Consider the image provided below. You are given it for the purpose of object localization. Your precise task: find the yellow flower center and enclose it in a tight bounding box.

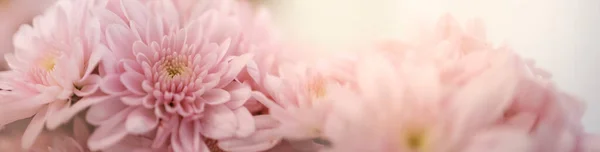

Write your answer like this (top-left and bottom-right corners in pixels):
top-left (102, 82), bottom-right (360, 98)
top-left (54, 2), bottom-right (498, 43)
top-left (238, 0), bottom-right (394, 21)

top-left (39, 56), bottom-right (56, 71)
top-left (308, 76), bottom-right (327, 99)
top-left (160, 56), bottom-right (188, 78)
top-left (402, 127), bottom-right (429, 151)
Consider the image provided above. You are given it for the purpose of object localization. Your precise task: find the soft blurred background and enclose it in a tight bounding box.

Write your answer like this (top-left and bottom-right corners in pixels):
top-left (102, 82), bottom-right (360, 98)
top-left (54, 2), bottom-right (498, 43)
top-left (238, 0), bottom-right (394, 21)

top-left (1, 0), bottom-right (599, 132)
top-left (256, 0), bottom-right (600, 133)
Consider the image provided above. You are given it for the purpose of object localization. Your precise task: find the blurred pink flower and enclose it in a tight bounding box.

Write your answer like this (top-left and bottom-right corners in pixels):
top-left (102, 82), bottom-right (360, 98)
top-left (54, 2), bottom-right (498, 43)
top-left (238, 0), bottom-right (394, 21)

top-left (0, 0), bottom-right (107, 149)
top-left (82, 0), bottom-right (256, 151)
top-left (321, 15), bottom-right (597, 152)
top-left (216, 54), bottom-right (358, 152)
top-left (321, 49), bottom-right (530, 152)
top-left (0, 0), bottom-right (57, 70)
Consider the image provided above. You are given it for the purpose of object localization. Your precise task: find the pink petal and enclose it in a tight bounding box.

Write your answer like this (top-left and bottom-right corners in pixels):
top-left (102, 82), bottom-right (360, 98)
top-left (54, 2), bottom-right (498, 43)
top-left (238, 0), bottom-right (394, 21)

top-left (171, 120), bottom-right (200, 152)
top-left (83, 44), bottom-right (109, 80)
top-left (145, 15), bottom-right (164, 44)
top-left (121, 72), bottom-right (146, 95)
top-left (253, 115), bottom-right (281, 129)
top-left (86, 97), bottom-right (127, 125)
top-left (21, 106), bottom-right (48, 149)
top-left (74, 74), bottom-right (102, 97)
top-left (152, 116), bottom-right (179, 148)
top-left (100, 74), bottom-right (128, 95)
top-left (451, 70), bottom-right (518, 139)
top-left (200, 105), bottom-right (237, 139)
top-left (251, 91), bottom-right (292, 122)
top-left (225, 81), bottom-right (252, 109)
top-left (0, 89), bottom-right (58, 126)
top-left (121, 95), bottom-right (145, 106)
top-left (106, 24), bottom-right (137, 60)
top-left (202, 89), bottom-right (231, 105)
top-left (218, 128), bottom-right (282, 152)
top-left (48, 95), bottom-right (115, 128)
top-left (94, 8), bottom-right (128, 29)
top-left (132, 41), bottom-right (153, 63)
top-left (121, 59), bottom-right (143, 73)
top-left (88, 107), bottom-right (136, 151)
top-left (216, 53), bottom-right (253, 88)
top-left (120, 0), bottom-right (150, 35)
top-left (463, 128), bottom-right (532, 152)
top-left (125, 107), bottom-right (158, 134)
top-left (42, 100), bottom-right (68, 130)
top-left (233, 108), bottom-right (255, 138)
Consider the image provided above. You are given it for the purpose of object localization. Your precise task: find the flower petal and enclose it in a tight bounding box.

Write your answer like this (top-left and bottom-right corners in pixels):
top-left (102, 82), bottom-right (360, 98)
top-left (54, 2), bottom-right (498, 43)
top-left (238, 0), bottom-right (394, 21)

top-left (216, 53), bottom-right (253, 88)
top-left (88, 107), bottom-right (135, 151)
top-left (463, 128), bottom-right (533, 152)
top-left (21, 106), bottom-right (48, 149)
top-left (121, 72), bottom-right (146, 95)
top-left (106, 24), bottom-right (137, 60)
top-left (49, 95), bottom-right (116, 128)
top-left (120, 0), bottom-right (150, 33)
top-left (224, 81), bottom-right (252, 109)
top-left (100, 74), bottom-right (128, 95)
top-left (202, 89), bottom-right (231, 105)
top-left (0, 88), bottom-right (58, 126)
top-left (200, 105), bottom-right (237, 139)
top-left (233, 108), bottom-right (255, 138)
top-left (125, 107), bottom-right (158, 134)
top-left (83, 44), bottom-right (109, 80)
top-left (86, 97), bottom-right (127, 125)
top-left (74, 74), bottom-right (102, 97)
top-left (121, 95), bottom-right (145, 106)
top-left (218, 128), bottom-right (282, 152)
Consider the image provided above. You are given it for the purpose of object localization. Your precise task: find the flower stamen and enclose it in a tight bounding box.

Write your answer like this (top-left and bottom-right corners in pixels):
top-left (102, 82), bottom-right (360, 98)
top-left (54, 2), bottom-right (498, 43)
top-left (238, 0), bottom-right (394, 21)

top-left (309, 76), bottom-right (327, 99)
top-left (402, 127), bottom-right (429, 151)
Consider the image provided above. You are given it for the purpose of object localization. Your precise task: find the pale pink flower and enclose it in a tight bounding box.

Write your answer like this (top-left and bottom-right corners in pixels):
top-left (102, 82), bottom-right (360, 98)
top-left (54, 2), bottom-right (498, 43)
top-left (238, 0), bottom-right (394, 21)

top-left (321, 49), bottom-right (531, 152)
top-left (321, 15), bottom-right (597, 152)
top-left (0, 0), bottom-right (107, 149)
top-left (0, 0), bottom-right (57, 70)
top-left (216, 54), bottom-right (358, 152)
top-left (82, 0), bottom-right (255, 151)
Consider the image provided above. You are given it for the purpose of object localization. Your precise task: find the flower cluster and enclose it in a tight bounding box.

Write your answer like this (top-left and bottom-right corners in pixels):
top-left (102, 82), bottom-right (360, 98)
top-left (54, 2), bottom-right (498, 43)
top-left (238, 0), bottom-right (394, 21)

top-left (0, 0), bottom-right (597, 152)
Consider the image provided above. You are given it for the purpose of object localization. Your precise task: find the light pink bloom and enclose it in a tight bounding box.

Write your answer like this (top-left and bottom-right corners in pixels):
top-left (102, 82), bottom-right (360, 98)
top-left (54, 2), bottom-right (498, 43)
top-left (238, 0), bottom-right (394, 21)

top-left (216, 54), bottom-right (358, 152)
top-left (0, 0), bottom-right (57, 70)
top-left (83, 0), bottom-right (256, 151)
top-left (0, 0), bottom-right (107, 149)
top-left (322, 15), bottom-right (598, 152)
top-left (321, 50), bottom-right (531, 152)
top-left (0, 116), bottom-right (90, 152)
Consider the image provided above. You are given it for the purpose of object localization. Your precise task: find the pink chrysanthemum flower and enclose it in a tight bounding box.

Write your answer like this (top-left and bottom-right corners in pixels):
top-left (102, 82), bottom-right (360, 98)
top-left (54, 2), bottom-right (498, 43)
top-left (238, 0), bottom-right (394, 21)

top-left (0, 0), bottom-right (57, 70)
top-left (0, 0), bottom-right (107, 149)
top-left (82, 0), bottom-right (256, 151)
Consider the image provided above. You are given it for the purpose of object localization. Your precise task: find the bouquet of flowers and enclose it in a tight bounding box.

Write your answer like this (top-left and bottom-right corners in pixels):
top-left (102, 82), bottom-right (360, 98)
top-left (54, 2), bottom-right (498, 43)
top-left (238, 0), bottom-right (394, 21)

top-left (0, 0), bottom-right (597, 152)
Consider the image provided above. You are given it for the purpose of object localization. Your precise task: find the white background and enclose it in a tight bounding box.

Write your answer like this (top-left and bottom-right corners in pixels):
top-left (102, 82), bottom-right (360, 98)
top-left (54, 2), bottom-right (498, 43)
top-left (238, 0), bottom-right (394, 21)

top-left (263, 0), bottom-right (600, 133)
